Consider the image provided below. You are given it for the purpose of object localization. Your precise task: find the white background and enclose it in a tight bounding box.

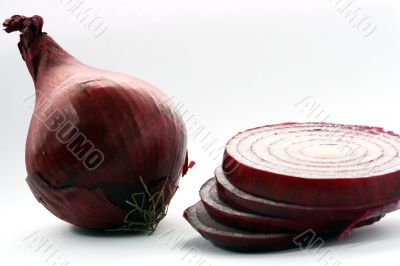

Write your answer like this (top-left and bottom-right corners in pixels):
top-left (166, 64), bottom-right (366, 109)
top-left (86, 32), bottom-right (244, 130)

top-left (1, 0), bottom-right (400, 265)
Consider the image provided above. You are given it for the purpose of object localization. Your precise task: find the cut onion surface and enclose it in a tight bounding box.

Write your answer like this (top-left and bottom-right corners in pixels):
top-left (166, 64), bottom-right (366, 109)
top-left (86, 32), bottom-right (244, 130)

top-left (184, 201), bottom-right (301, 252)
top-left (201, 177), bottom-right (382, 234)
top-left (216, 166), bottom-right (394, 220)
top-left (223, 122), bottom-right (400, 207)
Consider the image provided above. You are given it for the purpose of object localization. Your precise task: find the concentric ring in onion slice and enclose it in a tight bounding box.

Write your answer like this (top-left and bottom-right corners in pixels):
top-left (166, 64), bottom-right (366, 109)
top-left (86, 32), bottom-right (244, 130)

top-left (223, 122), bottom-right (400, 207)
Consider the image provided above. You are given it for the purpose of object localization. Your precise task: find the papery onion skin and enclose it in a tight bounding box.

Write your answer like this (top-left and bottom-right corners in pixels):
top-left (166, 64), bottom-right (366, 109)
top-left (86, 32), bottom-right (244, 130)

top-left (222, 122), bottom-right (400, 208)
top-left (4, 15), bottom-right (189, 230)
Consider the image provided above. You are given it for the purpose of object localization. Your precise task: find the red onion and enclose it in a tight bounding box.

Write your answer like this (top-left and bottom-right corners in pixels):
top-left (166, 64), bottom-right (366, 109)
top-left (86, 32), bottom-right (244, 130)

top-left (200, 178), bottom-right (382, 234)
top-left (184, 122), bottom-right (400, 252)
top-left (184, 201), bottom-right (349, 252)
top-left (183, 201), bottom-right (300, 252)
top-left (215, 166), bottom-right (388, 220)
top-left (4, 15), bottom-right (190, 232)
top-left (223, 122), bottom-right (400, 207)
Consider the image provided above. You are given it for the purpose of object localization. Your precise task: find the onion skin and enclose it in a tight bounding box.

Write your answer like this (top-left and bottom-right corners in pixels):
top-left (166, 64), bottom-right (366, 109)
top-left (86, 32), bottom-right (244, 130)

top-left (223, 122), bottom-right (400, 208)
top-left (4, 15), bottom-right (189, 230)
top-left (27, 173), bottom-right (126, 229)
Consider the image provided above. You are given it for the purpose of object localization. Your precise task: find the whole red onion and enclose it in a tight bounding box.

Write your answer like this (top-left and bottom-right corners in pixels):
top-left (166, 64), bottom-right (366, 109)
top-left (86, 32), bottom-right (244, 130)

top-left (4, 15), bottom-right (190, 232)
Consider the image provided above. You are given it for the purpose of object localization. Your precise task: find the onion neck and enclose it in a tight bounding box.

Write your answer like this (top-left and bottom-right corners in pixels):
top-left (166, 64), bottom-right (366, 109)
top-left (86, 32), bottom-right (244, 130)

top-left (23, 34), bottom-right (80, 82)
top-left (3, 15), bottom-right (82, 93)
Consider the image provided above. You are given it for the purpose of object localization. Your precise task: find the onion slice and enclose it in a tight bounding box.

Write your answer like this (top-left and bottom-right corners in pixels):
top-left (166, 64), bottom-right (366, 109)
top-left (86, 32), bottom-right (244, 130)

top-left (215, 166), bottom-right (386, 220)
top-left (201, 178), bottom-right (382, 234)
top-left (183, 201), bottom-right (299, 252)
top-left (223, 122), bottom-right (400, 207)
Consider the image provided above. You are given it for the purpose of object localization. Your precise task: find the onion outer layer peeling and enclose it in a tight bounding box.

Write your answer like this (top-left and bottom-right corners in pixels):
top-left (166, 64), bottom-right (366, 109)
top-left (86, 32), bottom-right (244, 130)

top-left (4, 14), bottom-right (191, 232)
